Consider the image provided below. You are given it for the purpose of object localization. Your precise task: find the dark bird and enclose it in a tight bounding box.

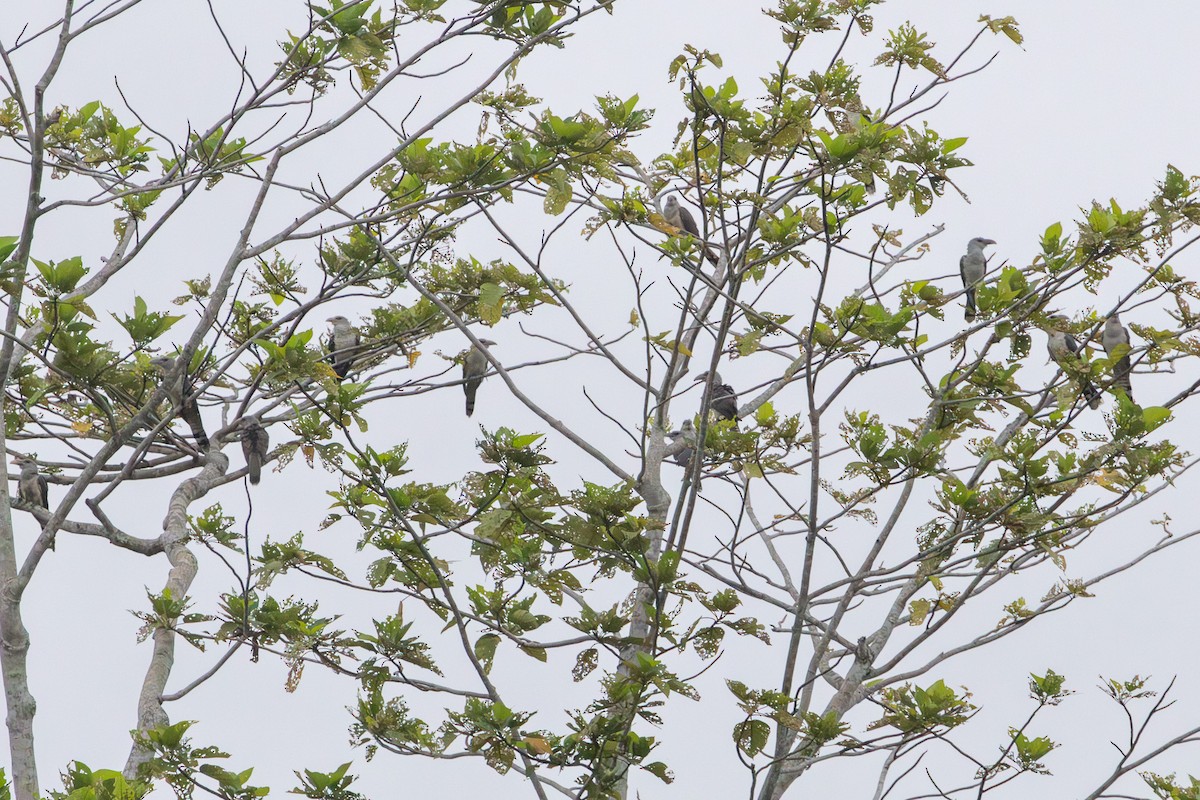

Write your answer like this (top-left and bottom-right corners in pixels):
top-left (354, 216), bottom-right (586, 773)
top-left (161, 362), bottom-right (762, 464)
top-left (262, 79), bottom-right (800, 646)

top-left (239, 417), bottom-right (270, 485)
top-left (1101, 313), bottom-right (1134, 402)
top-left (959, 237), bottom-right (995, 322)
top-left (11, 455), bottom-right (48, 510)
top-left (695, 370), bottom-right (739, 424)
top-left (1046, 316), bottom-right (1102, 410)
top-left (325, 315), bottom-right (361, 381)
top-left (463, 338), bottom-right (498, 417)
top-left (664, 195), bottom-right (719, 265)
top-left (150, 355), bottom-right (210, 449)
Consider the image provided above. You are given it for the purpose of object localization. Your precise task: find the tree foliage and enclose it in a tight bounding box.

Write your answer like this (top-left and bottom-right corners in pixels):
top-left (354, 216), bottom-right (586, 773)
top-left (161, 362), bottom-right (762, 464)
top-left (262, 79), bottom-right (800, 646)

top-left (3, 2), bottom-right (1200, 800)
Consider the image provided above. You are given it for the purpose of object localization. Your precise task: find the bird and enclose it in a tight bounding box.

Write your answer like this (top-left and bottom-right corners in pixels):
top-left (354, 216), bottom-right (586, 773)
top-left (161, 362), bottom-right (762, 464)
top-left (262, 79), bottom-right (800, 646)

top-left (666, 419), bottom-right (697, 467)
top-left (150, 355), bottom-right (210, 449)
top-left (695, 370), bottom-right (739, 424)
top-left (1045, 316), bottom-right (1102, 409)
top-left (325, 315), bottom-right (361, 381)
top-left (663, 195), bottom-right (719, 265)
top-left (11, 455), bottom-right (48, 510)
top-left (959, 237), bottom-right (996, 322)
top-left (463, 338), bottom-right (498, 417)
top-left (239, 417), bottom-right (270, 485)
top-left (1101, 313), bottom-right (1134, 402)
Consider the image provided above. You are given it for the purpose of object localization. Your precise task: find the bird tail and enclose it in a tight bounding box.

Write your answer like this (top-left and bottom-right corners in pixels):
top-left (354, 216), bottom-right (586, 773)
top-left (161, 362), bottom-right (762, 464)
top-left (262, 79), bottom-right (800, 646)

top-left (1082, 381), bottom-right (1102, 410)
top-left (703, 245), bottom-right (719, 265)
top-left (182, 400), bottom-right (209, 449)
top-left (465, 381), bottom-right (479, 416)
top-left (1114, 357), bottom-right (1134, 402)
top-left (327, 353), bottom-right (350, 380)
top-left (964, 289), bottom-right (976, 322)
top-left (241, 422), bottom-right (268, 484)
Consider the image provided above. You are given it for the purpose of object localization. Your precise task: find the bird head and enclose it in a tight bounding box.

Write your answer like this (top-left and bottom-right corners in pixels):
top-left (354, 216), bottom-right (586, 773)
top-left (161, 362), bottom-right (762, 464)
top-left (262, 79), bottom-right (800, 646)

top-left (477, 338), bottom-right (498, 347)
top-left (326, 315), bottom-right (351, 331)
top-left (694, 370), bottom-right (723, 385)
top-left (149, 355), bottom-right (175, 373)
top-left (664, 196), bottom-right (679, 212)
top-left (969, 237), bottom-right (996, 249)
top-left (667, 418), bottom-right (695, 440)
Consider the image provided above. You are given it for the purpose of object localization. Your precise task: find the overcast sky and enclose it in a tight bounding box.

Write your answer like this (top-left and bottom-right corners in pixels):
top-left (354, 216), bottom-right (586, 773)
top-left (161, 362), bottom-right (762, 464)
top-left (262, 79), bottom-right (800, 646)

top-left (5, 2), bottom-right (1200, 799)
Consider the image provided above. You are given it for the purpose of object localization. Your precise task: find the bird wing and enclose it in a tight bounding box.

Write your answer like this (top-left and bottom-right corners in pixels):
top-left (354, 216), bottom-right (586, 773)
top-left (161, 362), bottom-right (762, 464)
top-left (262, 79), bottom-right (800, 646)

top-left (676, 204), bottom-right (701, 238)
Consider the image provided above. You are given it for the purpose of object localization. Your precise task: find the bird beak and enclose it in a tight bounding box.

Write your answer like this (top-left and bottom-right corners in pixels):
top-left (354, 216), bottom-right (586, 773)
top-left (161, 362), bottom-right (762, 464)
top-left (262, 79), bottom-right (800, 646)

top-left (983, 239), bottom-right (997, 246)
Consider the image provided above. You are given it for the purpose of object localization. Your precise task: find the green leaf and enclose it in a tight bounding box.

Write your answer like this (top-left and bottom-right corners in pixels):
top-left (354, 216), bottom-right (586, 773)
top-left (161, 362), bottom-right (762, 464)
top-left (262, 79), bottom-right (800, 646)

top-left (908, 598), bottom-right (932, 625)
top-left (733, 719), bottom-right (770, 756)
top-left (755, 401), bottom-right (776, 427)
top-left (1142, 406), bottom-right (1171, 432)
top-left (510, 432), bottom-right (543, 448)
top-left (474, 633), bottom-right (500, 672)
top-left (542, 169), bottom-right (573, 215)
top-left (518, 644), bottom-right (547, 662)
top-left (478, 281), bottom-right (504, 325)
top-left (35, 256), bottom-right (87, 293)
top-left (941, 136), bottom-right (967, 153)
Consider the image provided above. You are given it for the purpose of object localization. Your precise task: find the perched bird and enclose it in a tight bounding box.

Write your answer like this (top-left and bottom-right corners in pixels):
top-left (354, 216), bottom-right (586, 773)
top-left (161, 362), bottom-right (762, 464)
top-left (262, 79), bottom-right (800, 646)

top-left (11, 455), bottom-right (48, 510)
top-left (325, 315), bottom-right (361, 381)
top-left (239, 417), bottom-right (270, 485)
top-left (695, 370), bottom-right (739, 424)
top-left (150, 355), bottom-right (210, 449)
top-left (663, 195), bottom-right (719, 265)
top-left (1046, 316), bottom-right (1102, 409)
top-left (666, 419), bottom-right (697, 467)
top-left (959, 237), bottom-right (996, 322)
top-left (463, 338), bottom-right (498, 417)
top-left (1101, 313), bottom-right (1134, 402)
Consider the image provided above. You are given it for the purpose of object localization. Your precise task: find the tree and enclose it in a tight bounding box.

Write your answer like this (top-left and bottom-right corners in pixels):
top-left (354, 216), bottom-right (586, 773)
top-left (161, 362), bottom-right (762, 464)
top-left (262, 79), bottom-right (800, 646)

top-left (3, 2), bottom-right (1200, 800)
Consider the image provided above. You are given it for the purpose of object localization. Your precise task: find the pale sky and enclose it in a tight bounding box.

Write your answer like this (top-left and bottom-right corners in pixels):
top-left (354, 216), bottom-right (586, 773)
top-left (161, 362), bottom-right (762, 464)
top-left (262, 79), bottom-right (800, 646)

top-left (4, 2), bottom-right (1200, 799)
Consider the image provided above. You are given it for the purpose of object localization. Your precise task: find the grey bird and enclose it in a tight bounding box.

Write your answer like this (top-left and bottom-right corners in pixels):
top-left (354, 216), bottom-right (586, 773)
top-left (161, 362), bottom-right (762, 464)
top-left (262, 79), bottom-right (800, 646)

top-left (463, 338), bottom-right (498, 417)
top-left (1101, 313), bottom-right (1134, 402)
top-left (239, 417), bottom-right (270, 485)
top-left (959, 237), bottom-right (996, 322)
top-left (11, 455), bottom-right (48, 510)
top-left (666, 419), bottom-right (697, 467)
top-left (695, 370), bottom-right (739, 424)
top-left (150, 355), bottom-right (210, 449)
top-left (325, 315), bottom-right (361, 381)
top-left (663, 195), bottom-right (719, 265)
top-left (1046, 317), bottom-right (1102, 410)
